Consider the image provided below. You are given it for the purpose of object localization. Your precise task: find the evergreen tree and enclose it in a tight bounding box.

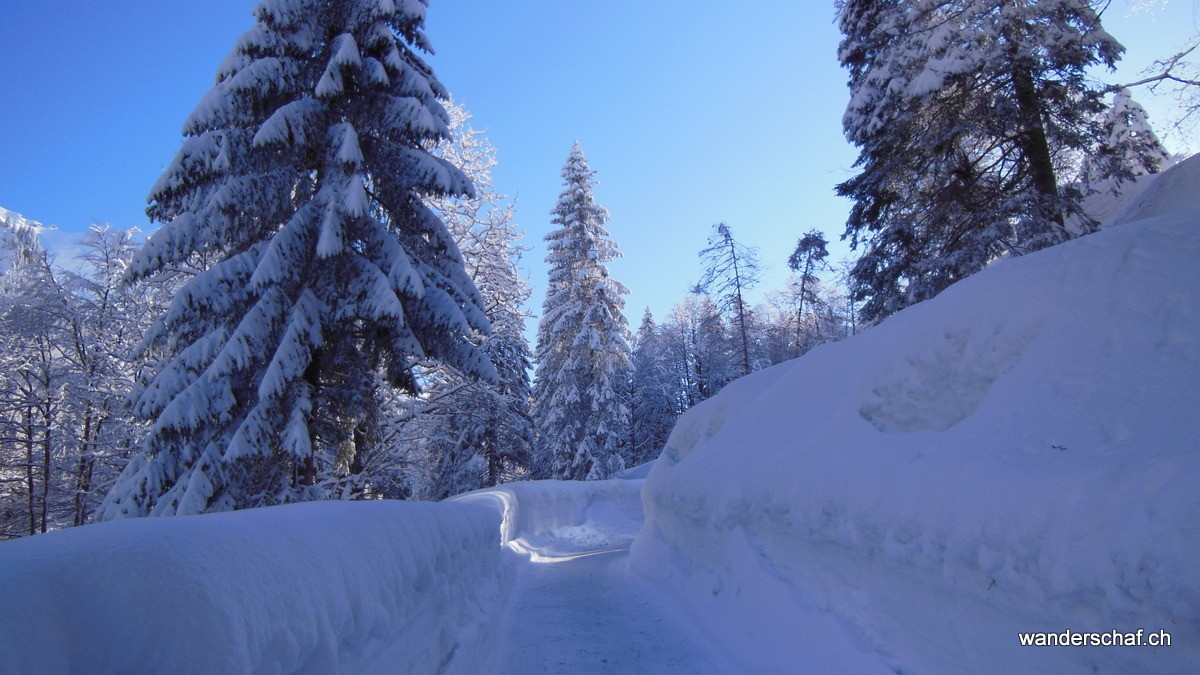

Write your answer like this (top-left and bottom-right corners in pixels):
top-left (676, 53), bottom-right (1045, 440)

top-left (532, 143), bottom-right (632, 481)
top-left (1088, 88), bottom-right (1170, 189)
top-left (694, 223), bottom-right (761, 377)
top-left (787, 229), bottom-right (830, 350)
top-left (102, 0), bottom-right (493, 518)
top-left (628, 309), bottom-right (678, 466)
top-left (837, 0), bottom-right (1124, 323)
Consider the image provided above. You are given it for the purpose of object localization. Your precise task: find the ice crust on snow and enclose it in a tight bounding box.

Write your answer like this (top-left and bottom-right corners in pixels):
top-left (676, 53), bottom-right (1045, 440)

top-left (631, 156), bottom-right (1200, 673)
top-left (0, 501), bottom-right (509, 674)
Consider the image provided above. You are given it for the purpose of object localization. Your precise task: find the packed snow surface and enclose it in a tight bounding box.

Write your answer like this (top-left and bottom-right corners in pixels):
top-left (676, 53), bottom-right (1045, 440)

top-left (0, 501), bottom-right (509, 674)
top-left (455, 478), bottom-right (730, 672)
top-left (632, 157), bottom-right (1200, 673)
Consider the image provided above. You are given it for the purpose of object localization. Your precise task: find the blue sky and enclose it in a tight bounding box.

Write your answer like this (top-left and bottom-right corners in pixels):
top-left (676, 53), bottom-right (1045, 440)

top-left (1, 1), bottom-right (1197, 324)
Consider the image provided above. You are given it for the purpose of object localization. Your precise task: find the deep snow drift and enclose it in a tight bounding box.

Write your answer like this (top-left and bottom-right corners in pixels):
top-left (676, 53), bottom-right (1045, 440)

top-left (0, 501), bottom-right (509, 674)
top-left (631, 160), bottom-right (1200, 672)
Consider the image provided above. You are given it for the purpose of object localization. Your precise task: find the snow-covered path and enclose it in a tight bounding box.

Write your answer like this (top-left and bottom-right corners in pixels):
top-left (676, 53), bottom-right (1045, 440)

top-left (495, 541), bottom-right (728, 674)
top-left (449, 479), bottom-right (734, 673)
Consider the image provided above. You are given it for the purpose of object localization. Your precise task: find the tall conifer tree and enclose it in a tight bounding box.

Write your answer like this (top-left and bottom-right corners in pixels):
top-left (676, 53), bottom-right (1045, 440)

top-left (532, 144), bottom-right (632, 480)
top-left (1089, 88), bottom-right (1170, 187)
top-left (837, 0), bottom-right (1123, 322)
top-left (102, 0), bottom-right (493, 517)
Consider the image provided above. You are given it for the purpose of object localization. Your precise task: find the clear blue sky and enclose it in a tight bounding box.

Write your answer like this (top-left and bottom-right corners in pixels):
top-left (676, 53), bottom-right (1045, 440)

top-left (2, 1), bottom-right (1196, 325)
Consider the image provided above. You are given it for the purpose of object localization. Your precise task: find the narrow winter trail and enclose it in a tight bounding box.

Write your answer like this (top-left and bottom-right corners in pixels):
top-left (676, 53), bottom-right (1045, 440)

top-left (494, 539), bottom-right (728, 674)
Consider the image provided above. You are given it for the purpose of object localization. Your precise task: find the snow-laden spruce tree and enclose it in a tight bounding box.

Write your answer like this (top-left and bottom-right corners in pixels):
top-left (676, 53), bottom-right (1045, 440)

top-left (1088, 88), bottom-right (1171, 188)
top-left (837, 0), bottom-right (1124, 322)
top-left (101, 0), bottom-right (494, 517)
top-left (628, 309), bottom-right (678, 467)
top-left (531, 144), bottom-right (631, 480)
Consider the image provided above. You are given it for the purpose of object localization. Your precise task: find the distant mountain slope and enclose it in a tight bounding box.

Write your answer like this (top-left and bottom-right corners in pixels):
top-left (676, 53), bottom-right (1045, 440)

top-left (632, 154), bottom-right (1200, 673)
top-left (0, 206), bottom-right (47, 274)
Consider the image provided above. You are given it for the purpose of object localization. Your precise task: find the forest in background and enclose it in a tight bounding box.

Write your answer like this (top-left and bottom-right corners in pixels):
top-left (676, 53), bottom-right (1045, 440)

top-left (1, 0), bottom-right (1194, 538)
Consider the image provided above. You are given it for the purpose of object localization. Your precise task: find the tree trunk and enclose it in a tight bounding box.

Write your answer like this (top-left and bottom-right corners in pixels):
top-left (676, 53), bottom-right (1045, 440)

top-left (74, 455), bottom-right (95, 527)
top-left (1007, 28), bottom-right (1066, 249)
top-left (730, 247), bottom-right (751, 377)
top-left (796, 261), bottom-right (811, 351)
top-left (24, 407), bottom-right (36, 537)
top-left (298, 353), bottom-right (322, 488)
top-left (40, 399), bottom-right (52, 534)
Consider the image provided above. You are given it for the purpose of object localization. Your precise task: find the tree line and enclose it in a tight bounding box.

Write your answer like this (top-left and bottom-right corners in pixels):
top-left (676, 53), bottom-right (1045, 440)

top-left (1, 0), bottom-right (1184, 536)
top-left (0, 120), bottom-right (851, 537)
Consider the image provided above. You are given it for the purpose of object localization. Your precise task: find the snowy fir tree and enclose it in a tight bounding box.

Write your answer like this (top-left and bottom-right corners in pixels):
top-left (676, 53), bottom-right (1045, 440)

top-left (836, 0), bottom-right (1124, 322)
top-left (405, 101), bottom-right (534, 499)
top-left (101, 0), bottom-right (494, 517)
top-left (1087, 87), bottom-right (1170, 188)
top-left (531, 144), bottom-right (632, 481)
top-left (627, 309), bottom-right (679, 467)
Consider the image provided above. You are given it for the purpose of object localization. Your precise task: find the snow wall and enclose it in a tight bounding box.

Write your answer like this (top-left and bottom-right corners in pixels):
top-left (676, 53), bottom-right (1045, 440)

top-left (452, 478), bottom-right (644, 557)
top-left (631, 160), bottom-right (1200, 673)
top-left (0, 500), bottom-right (509, 674)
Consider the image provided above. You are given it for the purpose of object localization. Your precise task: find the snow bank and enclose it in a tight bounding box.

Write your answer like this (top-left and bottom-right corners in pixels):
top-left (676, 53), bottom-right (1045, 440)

top-left (1116, 153), bottom-right (1200, 224)
top-left (454, 479), bottom-right (644, 559)
top-left (632, 161), bottom-right (1200, 673)
top-left (0, 500), bottom-right (508, 674)
top-left (618, 459), bottom-right (656, 479)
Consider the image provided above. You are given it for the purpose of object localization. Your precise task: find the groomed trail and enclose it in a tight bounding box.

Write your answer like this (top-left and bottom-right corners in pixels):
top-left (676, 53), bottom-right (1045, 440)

top-left (451, 478), bottom-right (734, 674)
top-left (495, 542), bottom-right (725, 673)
